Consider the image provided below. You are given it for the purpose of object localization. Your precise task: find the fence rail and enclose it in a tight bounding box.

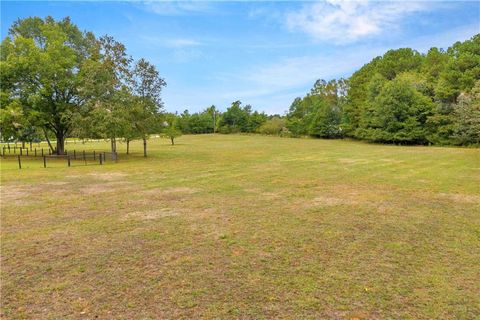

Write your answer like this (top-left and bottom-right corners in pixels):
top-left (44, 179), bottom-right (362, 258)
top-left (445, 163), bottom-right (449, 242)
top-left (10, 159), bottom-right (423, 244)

top-left (1, 148), bottom-right (118, 169)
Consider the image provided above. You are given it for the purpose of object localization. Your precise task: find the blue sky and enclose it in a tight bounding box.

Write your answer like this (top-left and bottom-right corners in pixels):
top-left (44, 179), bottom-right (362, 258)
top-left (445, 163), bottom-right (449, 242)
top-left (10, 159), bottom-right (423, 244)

top-left (1, 1), bottom-right (479, 114)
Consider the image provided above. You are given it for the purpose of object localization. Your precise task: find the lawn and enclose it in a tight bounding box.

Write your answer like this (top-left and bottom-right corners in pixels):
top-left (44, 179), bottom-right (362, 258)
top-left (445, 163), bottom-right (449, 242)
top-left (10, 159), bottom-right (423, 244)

top-left (1, 134), bottom-right (479, 319)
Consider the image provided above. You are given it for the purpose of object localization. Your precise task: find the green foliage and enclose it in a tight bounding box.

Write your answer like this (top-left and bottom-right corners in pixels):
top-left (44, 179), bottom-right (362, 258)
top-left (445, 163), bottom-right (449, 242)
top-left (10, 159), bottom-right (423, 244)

top-left (218, 101), bottom-right (267, 133)
top-left (452, 81), bottom-right (480, 145)
top-left (286, 79), bottom-right (346, 138)
top-left (356, 77), bottom-right (434, 144)
top-left (290, 37), bottom-right (479, 145)
top-left (0, 17), bottom-right (98, 153)
top-left (161, 115), bottom-right (182, 145)
top-left (1, 17), bottom-right (165, 154)
top-left (177, 109), bottom-right (215, 134)
top-left (436, 35), bottom-right (480, 103)
top-left (257, 117), bottom-right (286, 135)
top-left (0, 101), bottom-right (26, 141)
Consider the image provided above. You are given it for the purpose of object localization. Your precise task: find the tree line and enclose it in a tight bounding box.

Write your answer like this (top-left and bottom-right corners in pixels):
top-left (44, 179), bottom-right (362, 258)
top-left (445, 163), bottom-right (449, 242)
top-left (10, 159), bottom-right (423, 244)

top-left (286, 35), bottom-right (480, 145)
top-left (168, 102), bottom-right (283, 135)
top-left (159, 34), bottom-right (480, 146)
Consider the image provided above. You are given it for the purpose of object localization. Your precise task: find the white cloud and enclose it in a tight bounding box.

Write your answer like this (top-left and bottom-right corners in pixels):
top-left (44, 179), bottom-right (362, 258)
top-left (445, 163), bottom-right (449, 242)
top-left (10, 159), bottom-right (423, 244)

top-left (286, 0), bottom-right (430, 43)
top-left (194, 23), bottom-right (479, 114)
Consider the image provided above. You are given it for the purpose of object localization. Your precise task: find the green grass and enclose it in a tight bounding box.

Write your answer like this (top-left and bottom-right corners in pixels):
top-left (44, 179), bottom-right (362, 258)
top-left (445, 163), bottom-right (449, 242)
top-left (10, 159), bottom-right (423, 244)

top-left (1, 134), bottom-right (479, 319)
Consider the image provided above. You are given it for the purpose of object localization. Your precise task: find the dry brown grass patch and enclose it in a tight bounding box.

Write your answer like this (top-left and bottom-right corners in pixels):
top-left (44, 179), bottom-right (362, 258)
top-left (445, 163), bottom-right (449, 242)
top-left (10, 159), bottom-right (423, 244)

top-left (338, 158), bottom-right (370, 165)
top-left (312, 195), bottom-right (355, 206)
top-left (79, 181), bottom-right (133, 195)
top-left (86, 172), bottom-right (127, 181)
top-left (438, 192), bottom-right (480, 204)
top-left (126, 208), bottom-right (180, 220)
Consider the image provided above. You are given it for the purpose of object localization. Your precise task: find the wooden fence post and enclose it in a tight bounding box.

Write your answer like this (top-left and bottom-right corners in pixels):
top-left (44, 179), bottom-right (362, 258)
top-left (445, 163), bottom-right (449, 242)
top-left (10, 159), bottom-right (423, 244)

top-left (67, 156), bottom-right (71, 167)
top-left (74, 150), bottom-right (76, 160)
top-left (35, 148), bottom-right (37, 157)
top-left (26, 149), bottom-right (29, 156)
top-left (43, 156), bottom-right (46, 168)
top-left (83, 150), bottom-right (86, 161)
top-left (93, 150), bottom-right (96, 160)
top-left (18, 155), bottom-right (21, 169)
top-left (99, 153), bottom-right (103, 165)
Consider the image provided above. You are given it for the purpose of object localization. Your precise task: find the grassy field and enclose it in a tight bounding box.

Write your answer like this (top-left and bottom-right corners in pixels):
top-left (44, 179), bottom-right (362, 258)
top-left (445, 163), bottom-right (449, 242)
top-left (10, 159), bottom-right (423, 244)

top-left (1, 134), bottom-right (479, 319)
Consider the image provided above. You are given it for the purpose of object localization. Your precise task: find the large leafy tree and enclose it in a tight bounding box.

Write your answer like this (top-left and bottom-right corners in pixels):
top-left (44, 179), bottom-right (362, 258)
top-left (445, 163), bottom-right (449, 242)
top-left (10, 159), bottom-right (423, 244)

top-left (130, 58), bottom-right (166, 157)
top-left (79, 35), bottom-right (134, 156)
top-left (436, 35), bottom-right (480, 103)
top-left (0, 17), bottom-right (96, 154)
top-left (357, 76), bottom-right (434, 144)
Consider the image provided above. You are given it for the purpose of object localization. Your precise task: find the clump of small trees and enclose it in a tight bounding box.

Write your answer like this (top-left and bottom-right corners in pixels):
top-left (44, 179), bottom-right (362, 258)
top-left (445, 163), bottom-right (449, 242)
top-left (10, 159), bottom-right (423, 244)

top-left (172, 101), bottom-right (270, 135)
top-left (0, 17), bottom-right (166, 156)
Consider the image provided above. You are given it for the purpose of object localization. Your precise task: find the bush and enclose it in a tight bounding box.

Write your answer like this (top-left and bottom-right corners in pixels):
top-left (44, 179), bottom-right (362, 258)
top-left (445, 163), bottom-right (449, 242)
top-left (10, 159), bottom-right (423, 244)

top-left (257, 117), bottom-right (286, 135)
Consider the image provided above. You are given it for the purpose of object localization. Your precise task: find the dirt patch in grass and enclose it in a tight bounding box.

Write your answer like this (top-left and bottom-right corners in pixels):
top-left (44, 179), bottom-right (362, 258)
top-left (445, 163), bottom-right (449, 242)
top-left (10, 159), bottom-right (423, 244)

top-left (126, 208), bottom-right (180, 220)
top-left (0, 185), bottom-right (31, 202)
top-left (80, 181), bottom-right (133, 195)
top-left (338, 158), bottom-right (370, 165)
top-left (379, 158), bottom-right (404, 163)
top-left (162, 187), bottom-right (198, 194)
top-left (125, 206), bottom-right (216, 222)
top-left (86, 172), bottom-right (127, 181)
top-left (44, 181), bottom-right (69, 186)
top-left (143, 187), bottom-right (198, 195)
top-left (244, 188), bottom-right (284, 200)
top-left (438, 192), bottom-right (480, 204)
top-left (312, 195), bottom-right (356, 206)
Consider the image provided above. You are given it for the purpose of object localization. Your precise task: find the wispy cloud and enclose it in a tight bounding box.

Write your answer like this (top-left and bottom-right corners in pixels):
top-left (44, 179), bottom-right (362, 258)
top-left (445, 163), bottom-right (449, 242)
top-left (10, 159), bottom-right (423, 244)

top-left (219, 48), bottom-right (379, 101)
top-left (207, 23), bottom-right (479, 113)
top-left (140, 35), bottom-right (202, 48)
top-left (141, 1), bottom-right (215, 16)
top-left (166, 38), bottom-right (202, 48)
top-left (286, 0), bottom-right (431, 43)
top-left (172, 48), bottom-right (204, 63)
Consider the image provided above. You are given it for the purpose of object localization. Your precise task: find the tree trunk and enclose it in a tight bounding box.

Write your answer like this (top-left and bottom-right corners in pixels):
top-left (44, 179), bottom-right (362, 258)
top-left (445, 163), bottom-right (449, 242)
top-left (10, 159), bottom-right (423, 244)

top-left (126, 139), bottom-right (130, 155)
top-left (55, 132), bottom-right (65, 155)
top-left (143, 138), bottom-right (147, 157)
top-left (213, 111), bottom-right (216, 133)
top-left (111, 137), bottom-right (117, 160)
top-left (43, 129), bottom-right (54, 153)
top-left (170, 137), bottom-right (174, 145)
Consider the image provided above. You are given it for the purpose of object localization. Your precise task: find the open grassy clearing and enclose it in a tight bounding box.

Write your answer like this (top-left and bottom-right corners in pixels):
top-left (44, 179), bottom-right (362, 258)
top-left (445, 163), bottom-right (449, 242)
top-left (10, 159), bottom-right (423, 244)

top-left (1, 134), bottom-right (479, 319)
